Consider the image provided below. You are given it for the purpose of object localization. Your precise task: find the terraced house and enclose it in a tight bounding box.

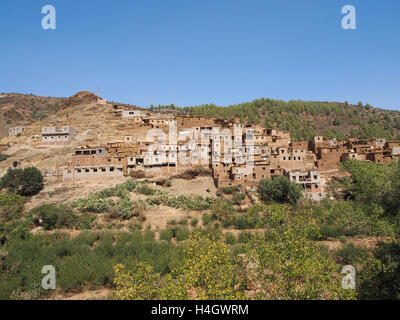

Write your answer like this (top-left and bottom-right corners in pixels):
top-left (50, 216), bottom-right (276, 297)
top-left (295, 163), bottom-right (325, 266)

top-left (62, 108), bottom-right (400, 200)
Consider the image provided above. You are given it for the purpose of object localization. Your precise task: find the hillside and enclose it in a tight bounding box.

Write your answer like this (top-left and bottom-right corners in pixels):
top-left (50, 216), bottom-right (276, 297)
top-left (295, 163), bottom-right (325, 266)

top-left (2, 92), bottom-right (400, 142)
top-left (0, 93), bottom-right (65, 138)
top-left (171, 99), bottom-right (400, 141)
top-left (0, 91), bottom-right (400, 301)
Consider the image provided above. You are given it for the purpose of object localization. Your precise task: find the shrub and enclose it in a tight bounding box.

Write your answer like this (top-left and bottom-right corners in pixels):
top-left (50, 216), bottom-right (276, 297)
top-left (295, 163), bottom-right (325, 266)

top-left (238, 231), bottom-right (253, 243)
top-left (164, 180), bottom-right (172, 187)
top-left (247, 230), bottom-right (356, 300)
top-left (0, 154), bottom-right (9, 162)
top-left (167, 219), bottom-right (177, 226)
top-left (210, 200), bottom-right (234, 220)
top-left (160, 228), bottom-right (174, 241)
top-left (225, 232), bottom-right (236, 245)
top-left (232, 192), bottom-right (245, 205)
top-left (0, 193), bottom-right (25, 222)
top-left (202, 214), bottom-right (213, 226)
top-left (129, 220), bottom-right (143, 231)
top-left (220, 186), bottom-right (239, 195)
top-left (0, 167), bottom-right (44, 196)
top-left (258, 176), bottom-right (302, 205)
top-left (175, 227), bottom-right (190, 241)
top-left (136, 184), bottom-right (156, 196)
top-left (336, 243), bottom-right (369, 265)
top-left (113, 263), bottom-right (161, 299)
top-left (143, 230), bottom-right (155, 242)
top-left (314, 200), bottom-right (395, 238)
top-left (29, 204), bottom-right (77, 230)
top-left (358, 240), bottom-right (400, 300)
top-left (190, 218), bottom-right (199, 227)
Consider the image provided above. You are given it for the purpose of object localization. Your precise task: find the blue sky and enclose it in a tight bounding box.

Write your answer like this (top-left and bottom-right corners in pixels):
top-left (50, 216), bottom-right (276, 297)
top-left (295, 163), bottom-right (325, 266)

top-left (0, 0), bottom-right (399, 110)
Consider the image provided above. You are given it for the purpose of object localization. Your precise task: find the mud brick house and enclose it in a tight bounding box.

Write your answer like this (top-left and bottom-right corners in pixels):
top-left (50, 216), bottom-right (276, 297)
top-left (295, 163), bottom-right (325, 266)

top-left (42, 126), bottom-right (77, 145)
top-left (288, 170), bottom-right (324, 201)
top-left (61, 112), bottom-right (400, 201)
top-left (8, 126), bottom-right (25, 138)
top-left (122, 109), bottom-right (142, 118)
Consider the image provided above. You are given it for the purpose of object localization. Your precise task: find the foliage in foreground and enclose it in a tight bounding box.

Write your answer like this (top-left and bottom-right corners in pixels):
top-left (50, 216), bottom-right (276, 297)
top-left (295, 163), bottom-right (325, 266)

top-left (113, 232), bottom-right (244, 300)
top-left (247, 229), bottom-right (356, 300)
top-left (0, 167), bottom-right (44, 196)
top-left (258, 176), bottom-right (303, 205)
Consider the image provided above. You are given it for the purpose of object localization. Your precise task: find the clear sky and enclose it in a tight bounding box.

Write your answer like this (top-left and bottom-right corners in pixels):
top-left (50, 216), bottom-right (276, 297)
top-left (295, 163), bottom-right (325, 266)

top-left (0, 0), bottom-right (399, 110)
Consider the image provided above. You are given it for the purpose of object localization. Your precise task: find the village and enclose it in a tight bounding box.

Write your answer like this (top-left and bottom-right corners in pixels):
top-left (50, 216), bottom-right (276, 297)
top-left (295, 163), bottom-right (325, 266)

top-left (8, 97), bottom-right (400, 202)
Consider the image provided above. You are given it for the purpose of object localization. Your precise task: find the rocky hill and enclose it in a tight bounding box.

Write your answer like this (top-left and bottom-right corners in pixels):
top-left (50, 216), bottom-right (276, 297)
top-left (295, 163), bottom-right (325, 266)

top-left (0, 93), bottom-right (65, 138)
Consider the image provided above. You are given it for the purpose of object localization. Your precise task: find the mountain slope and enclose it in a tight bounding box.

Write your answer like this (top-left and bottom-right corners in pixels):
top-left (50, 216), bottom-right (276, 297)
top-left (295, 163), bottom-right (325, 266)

top-left (0, 93), bottom-right (65, 138)
top-left (1, 92), bottom-right (400, 142)
top-left (176, 99), bottom-right (400, 141)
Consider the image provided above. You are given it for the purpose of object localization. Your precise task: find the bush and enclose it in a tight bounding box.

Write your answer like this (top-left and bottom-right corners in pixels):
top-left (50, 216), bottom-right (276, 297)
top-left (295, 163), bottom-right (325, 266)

top-left (314, 200), bottom-right (395, 239)
top-left (258, 176), bottom-right (302, 205)
top-left (164, 180), bottom-right (172, 187)
top-left (0, 154), bottom-right (9, 162)
top-left (190, 218), bottom-right (199, 227)
top-left (238, 231), bottom-right (253, 243)
top-left (167, 219), bottom-right (177, 226)
top-left (202, 214), bottom-right (213, 226)
top-left (137, 184), bottom-right (156, 196)
top-left (175, 227), bottom-right (190, 241)
top-left (160, 228), bottom-right (174, 241)
top-left (247, 230), bottom-right (356, 300)
top-left (144, 229), bottom-right (155, 242)
top-left (220, 186), bottom-right (239, 195)
top-left (232, 192), bottom-right (245, 205)
top-left (210, 200), bottom-right (234, 220)
top-left (0, 193), bottom-right (25, 222)
top-left (0, 167), bottom-right (44, 196)
top-left (225, 232), bottom-right (236, 245)
top-left (336, 243), bottom-right (369, 265)
top-left (29, 204), bottom-right (77, 230)
top-left (358, 240), bottom-right (400, 299)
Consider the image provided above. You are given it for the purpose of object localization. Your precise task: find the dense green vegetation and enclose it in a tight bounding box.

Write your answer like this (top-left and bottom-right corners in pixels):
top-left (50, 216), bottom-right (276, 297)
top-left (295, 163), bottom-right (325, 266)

top-left (153, 98), bottom-right (400, 141)
top-left (0, 154), bottom-right (9, 162)
top-left (1, 160), bottom-right (400, 300)
top-left (258, 176), bottom-right (303, 205)
top-left (0, 167), bottom-right (44, 196)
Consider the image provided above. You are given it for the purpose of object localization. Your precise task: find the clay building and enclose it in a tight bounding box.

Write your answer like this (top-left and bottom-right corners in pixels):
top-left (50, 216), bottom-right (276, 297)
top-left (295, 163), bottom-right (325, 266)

top-left (61, 112), bottom-right (400, 201)
top-left (42, 126), bottom-right (77, 145)
top-left (8, 126), bottom-right (25, 138)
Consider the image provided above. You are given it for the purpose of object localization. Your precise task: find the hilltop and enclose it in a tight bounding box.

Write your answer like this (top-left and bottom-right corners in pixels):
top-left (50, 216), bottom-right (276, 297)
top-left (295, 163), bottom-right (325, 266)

top-left (177, 99), bottom-right (400, 141)
top-left (0, 90), bottom-right (399, 301)
top-left (0, 93), bottom-right (65, 138)
top-left (1, 91), bottom-right (400, 142)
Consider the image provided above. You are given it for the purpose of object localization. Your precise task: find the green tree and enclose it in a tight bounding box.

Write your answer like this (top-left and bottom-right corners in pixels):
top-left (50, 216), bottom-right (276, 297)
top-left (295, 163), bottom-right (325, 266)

top-left (0, 167), bottom-right (44, 196)
top-left (358, 241), bottom-right (400, 300)
top-left (0, 193), bottom-right (25, 222)
top-left (247, 229), bottom-right (356, 300)
top-left (258, 176), bottom-right (302, 205)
